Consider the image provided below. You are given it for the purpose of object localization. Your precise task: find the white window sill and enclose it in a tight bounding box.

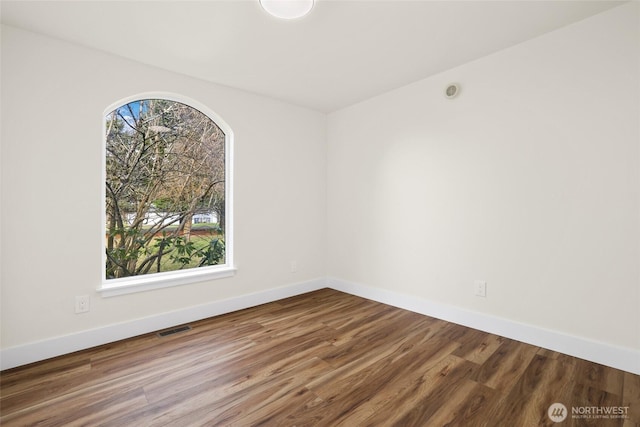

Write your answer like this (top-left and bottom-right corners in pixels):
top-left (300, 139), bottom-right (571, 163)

top-left (98, 266), bottom-right (237, 297)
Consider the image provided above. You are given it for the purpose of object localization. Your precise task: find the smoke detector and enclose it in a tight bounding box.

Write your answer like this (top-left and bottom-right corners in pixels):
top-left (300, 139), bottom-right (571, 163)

top-left (445, 83), bottom-right (460, 99)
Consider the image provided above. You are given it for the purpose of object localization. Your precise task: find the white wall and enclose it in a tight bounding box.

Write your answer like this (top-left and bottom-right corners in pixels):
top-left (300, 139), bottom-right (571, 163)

top-left (0, 26), bottom-right (326, 352)
top-left (327, 3), bottom-right (639, 352)
top-left (2, 3), bottom-right (638, 372)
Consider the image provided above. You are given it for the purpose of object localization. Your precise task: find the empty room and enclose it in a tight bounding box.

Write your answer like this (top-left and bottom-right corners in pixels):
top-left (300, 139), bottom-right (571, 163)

top-left (1, 0), bottom-right (639, 425)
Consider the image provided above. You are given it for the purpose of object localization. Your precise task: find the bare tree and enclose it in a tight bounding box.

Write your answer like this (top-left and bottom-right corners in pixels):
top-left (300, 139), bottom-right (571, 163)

top-left (105, 99), bottom-right (225, 279)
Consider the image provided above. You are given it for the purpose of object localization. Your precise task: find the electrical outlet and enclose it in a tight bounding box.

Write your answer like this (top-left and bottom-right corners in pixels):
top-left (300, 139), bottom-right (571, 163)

top-left (290, 261), bottom-right (297, 273)
top-left (474, 281), bottom-right (487, 298)
top-left (75, 295), bottom-right (90, 313)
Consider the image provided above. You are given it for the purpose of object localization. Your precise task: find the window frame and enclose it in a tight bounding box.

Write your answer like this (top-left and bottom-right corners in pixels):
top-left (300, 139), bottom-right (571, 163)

top-left (99, 93), bottom-right (235, 297)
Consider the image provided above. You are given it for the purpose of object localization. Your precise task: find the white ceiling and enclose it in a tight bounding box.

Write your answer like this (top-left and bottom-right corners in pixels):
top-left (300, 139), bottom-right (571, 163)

top-left (0, 0), bottom-right (625, 112)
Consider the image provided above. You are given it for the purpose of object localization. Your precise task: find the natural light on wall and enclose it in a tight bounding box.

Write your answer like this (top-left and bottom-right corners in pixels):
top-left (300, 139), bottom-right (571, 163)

top-left (260, 0), bottom-right (314, 19)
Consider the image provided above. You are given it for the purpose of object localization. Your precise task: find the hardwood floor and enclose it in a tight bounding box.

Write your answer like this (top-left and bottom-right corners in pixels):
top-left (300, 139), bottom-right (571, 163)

top-left (1, 288), bottom-right (638, 426)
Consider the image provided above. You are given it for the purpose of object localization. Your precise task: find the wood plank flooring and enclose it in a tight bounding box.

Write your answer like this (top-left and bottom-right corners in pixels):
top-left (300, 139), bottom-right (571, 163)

top-left (1, 288), bottom-right (638, 426)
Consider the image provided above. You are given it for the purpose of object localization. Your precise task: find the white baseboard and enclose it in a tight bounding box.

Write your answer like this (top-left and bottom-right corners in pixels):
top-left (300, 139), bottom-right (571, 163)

top-left (0, 278), bottom-right (326, 371)
top-left (327, 277), bottom-right (640, 375)
top-left (3, 276), bottom-right (638, 375)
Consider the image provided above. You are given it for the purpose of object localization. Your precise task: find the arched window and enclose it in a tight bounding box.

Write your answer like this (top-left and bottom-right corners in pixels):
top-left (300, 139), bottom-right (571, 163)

top-left (101, 95), bottom-right (234, 295)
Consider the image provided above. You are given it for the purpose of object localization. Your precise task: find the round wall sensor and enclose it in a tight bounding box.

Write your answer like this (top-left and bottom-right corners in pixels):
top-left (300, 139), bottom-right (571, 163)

top-left (445, 83), bottom-right (460, 99)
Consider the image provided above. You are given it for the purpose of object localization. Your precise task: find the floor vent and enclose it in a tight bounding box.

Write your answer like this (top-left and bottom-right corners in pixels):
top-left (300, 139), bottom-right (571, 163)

top-left (157, 325), bottom-right (192, 337)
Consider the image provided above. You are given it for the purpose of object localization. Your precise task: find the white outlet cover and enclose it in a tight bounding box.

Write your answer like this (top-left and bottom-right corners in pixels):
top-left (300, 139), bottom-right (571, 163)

top-left (474, 281), bottom-right (487, 297)
top-left (75, 295), bottom-right (90, 313)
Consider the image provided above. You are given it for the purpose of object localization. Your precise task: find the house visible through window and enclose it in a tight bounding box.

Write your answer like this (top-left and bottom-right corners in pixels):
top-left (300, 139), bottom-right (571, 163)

top-left (102, 97), bottom-right (233, 293)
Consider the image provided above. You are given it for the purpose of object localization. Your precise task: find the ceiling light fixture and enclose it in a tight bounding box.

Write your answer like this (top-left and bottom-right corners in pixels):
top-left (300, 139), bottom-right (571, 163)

top-left (260, 0), bottom-right (314, 19)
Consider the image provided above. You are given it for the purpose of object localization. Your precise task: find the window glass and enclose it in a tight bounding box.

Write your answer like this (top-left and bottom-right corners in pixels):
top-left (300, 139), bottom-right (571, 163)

top-left (104, 99), bottom-right (228, 281)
